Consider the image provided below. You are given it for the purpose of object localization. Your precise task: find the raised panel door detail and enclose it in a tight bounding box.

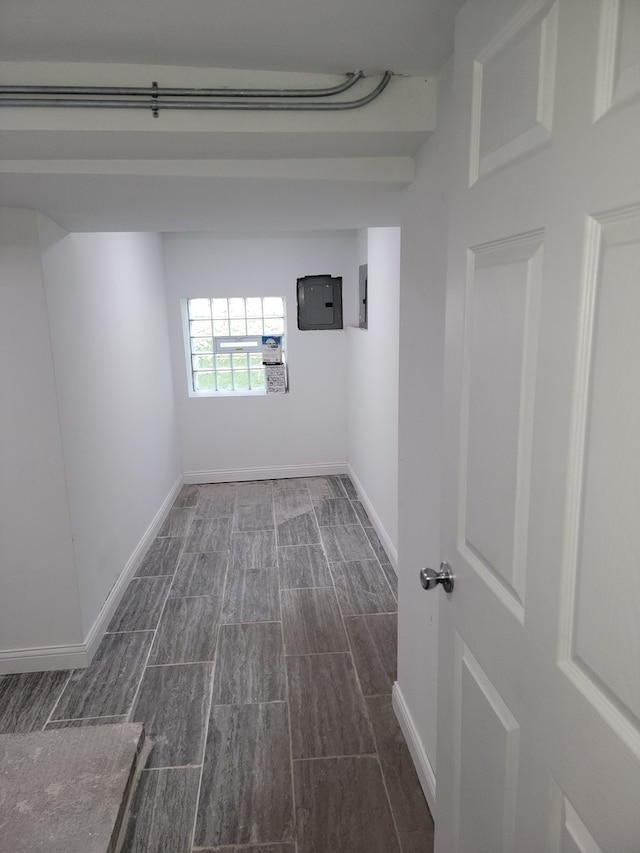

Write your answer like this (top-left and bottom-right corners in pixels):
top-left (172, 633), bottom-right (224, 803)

top-left (453, 638), bottom-right (519, 853)
top-left (561, 799), bottom-right (605, 853)
top-left (549, 780), bottom-right (606, 853)
top-left (460, 232), bottom-right (543, 621)
top-left (469, 0), bottom-right (558, 184)
top-left (595, 0), bottom-right (640, 119)
top-left (559, 204), bottom-right (640, 756)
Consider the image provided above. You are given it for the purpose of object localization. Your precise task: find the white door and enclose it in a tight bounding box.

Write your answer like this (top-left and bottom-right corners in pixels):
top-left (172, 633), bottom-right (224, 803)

top-left (435, 1), bottom-right (640, 851)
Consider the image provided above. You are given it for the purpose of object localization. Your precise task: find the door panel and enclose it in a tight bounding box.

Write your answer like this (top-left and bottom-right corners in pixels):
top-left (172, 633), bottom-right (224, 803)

top-left (561, 207), bottom-right (640, 732)
top-left (436, 1), bottom-right (640, 851)
top-left (554, 787), bottom-right (607, 853)
top-left (462, 234), bottom-right (543, 616)
top-left (594, 0), bottom-right (640, 119)
top-left (470, 0), bottom-right (558, 183)
top-left (454, 637), bottom-right (520, 853)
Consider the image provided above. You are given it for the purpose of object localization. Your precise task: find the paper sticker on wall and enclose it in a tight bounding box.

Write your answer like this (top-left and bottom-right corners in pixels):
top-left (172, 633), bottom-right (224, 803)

top-left (265, 363), bottom-right (287, 394)
top-left (262, 335), bottom-right (283, 364)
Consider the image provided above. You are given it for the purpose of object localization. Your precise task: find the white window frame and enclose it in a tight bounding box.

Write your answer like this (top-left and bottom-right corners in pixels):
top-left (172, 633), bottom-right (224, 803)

top-left (182, 297), bottom-right (286, 397)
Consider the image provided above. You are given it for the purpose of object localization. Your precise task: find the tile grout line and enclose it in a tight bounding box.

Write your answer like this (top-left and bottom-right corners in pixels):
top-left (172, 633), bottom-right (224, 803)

top-left (131, 761), bottom-right (203, 772)
top-left (345, 477), bottom-right (405, 852)
top-left (45, 511), bottom-right (190, 731)
top-left (279, 508), bottom-right (300, 853)
top-left (144, 660), bottom-right (217, 669)
top-left (360, 522), bottom-right (398, 603)
top-left (312, 475), bottom-right (405, 852)
top-left (345, 481), bottom-right (397, 603)
top-left (126, 572), bottom-right (176, 723)
top-left (187, 485), bottom-right (232, 852)
top-left (291, 752), bottom-right (378, 763)
top-left (365, 696), bottom-right (406, 853)
top-left (44, 714), bottom-right (127, 726)
top-left (42, 670), bottom-right (74, 730)
top-left (127, 500), bottom-right (194, 725)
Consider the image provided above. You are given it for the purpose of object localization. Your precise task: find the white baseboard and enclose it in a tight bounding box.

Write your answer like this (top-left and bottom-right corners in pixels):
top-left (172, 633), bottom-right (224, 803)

top-left (0, 474), bottom-right (184, 676)
top-left (346, 465), bottom-right (398, 571)
top-left (393, 681), bottom-right (436, 816)
top-left (184, 462), bottom-right (348, 484)
top-left (0, 642), bottom-right (93, 675)
top-left (83, 473), bottom-right (184, 663)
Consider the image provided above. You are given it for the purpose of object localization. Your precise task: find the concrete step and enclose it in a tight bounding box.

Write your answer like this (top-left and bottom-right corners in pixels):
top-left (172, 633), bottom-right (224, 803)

top-left (0, 722), bottom-right (145, 853)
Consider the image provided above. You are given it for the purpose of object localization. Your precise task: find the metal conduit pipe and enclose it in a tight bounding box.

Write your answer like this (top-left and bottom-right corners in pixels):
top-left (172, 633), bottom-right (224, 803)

top-left (0, 71), bottom-right (392, 113)
top-left (0, 71), bottom-right (364, 99)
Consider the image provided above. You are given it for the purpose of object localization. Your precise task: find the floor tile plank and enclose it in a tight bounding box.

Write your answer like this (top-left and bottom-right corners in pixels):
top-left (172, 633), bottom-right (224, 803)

top-left (148, 596), bottom-right (222, 665)
top-left (135, 536), bottom-right (183, 577)
top-left (230, 530), bottom-right (277, 569)
top-left (107, 576), bottom-right (171, 633)
top-left (120, 767), bottom-right (200, 853)
top-left (185, 517), bottom-right (233, 553)
top-left (340, 475), bottom-right (358, 500)
top-left (287, 653), bottom-right (374, 759)
top-left (234, 502), bottom-right (275, 531)
top-left (274, 491), bottom-right (313, 517)
top-left (132, 662), bottom-right (211, 768)
top-left (278, 543), bottom-right (332, 589)
top-left (52, 631), bottom-right (153, 720)
top-left (212, 622), bottom-right (286, 705)
top-left (351, 500), bottom-right (373, 527)
top-left (398, 829), bottom-right (435, 853)
top-left (195, 702), bottom-right (294, 847)
top-left (364, 526), bottom-right (393, 566)
top-left (313, 497), bottom-right (358, 527)
top-left (169, 551), bottom-right (228, 598)
top-left (344, 613), bottom-right (397, 696)
top-left (294, 756), bottom-right (401, 853)
top-left (198, 483), bottom-right (238, 500)
top-left (221, 566), bottom-right (280, 624)
top-left (173, 484), bottom-right (201, 508)
top-left (306, 476), bottom-right (347, 499)
top-left (276, 510), bottom-right (321, 546)
top-left (0, 671), bottom-right (70, 734)
top-left (195, 492), bottom-right (236, 519)
top-left (272, 478), bottom-right (310, 494)
top-left (158, 507), bottom-right (194, 537)
top-left (280, 588), bottom-right (348, 655)
top-left (235, 480), bottom-right (274, 505)
top-left (319, 524), bottom-right (376, 562)
top-left (366, 696), bottom-right (434, 835)
top-left (379, 559), bottom-right (398, 599)
top-left (329, 560), bottom-right (397, 616)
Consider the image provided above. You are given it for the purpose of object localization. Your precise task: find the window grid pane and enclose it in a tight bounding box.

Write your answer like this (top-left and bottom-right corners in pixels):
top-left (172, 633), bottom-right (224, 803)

top-left (187, 296), bottom-right (284, 394)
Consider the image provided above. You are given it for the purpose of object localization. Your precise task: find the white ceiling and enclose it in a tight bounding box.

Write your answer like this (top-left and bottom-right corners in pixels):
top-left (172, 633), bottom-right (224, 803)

top-left (0, 0), bottom-right (463, 231)
top-left (0, 0), bottom-right (461, 77)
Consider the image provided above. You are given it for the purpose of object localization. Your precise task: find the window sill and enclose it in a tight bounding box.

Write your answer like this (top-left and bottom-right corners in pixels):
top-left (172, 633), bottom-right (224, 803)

top-left (188, 389), bottom-right (289, 398)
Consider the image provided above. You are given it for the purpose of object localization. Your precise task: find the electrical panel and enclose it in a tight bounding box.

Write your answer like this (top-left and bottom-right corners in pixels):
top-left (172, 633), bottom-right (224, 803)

top-left (296, 275), bottom-right (343, 330)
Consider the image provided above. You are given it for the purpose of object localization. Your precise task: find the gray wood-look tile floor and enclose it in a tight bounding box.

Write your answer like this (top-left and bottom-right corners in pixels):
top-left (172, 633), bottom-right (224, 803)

top-left (0, 475), bottom-right (434, 853)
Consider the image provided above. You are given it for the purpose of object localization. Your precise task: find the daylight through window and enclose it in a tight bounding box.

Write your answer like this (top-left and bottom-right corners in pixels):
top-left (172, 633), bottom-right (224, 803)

top-left (185, 297), bottom-right (285, 393)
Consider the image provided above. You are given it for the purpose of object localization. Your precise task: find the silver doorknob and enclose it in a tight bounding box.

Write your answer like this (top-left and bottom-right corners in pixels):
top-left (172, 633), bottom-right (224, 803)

top-left (420, 562), bottom-right (454, 594)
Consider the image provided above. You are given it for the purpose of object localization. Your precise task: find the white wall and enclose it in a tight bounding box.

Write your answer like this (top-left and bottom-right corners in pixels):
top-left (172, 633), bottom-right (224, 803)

top-left (347, 227), bottom-right (400, 560)
top-left (163, 231), bottom-right (356, 480)
top-left (39, 227), bottom-right (181, 637)
top-left (395, 58), bottom-right (454, 799)
top-left (0, 209), bottom-right (84, 663)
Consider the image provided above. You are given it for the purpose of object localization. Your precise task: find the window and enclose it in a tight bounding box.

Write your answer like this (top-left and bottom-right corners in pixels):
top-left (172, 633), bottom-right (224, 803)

top-left (185, 296), bottom-right (285, 394)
